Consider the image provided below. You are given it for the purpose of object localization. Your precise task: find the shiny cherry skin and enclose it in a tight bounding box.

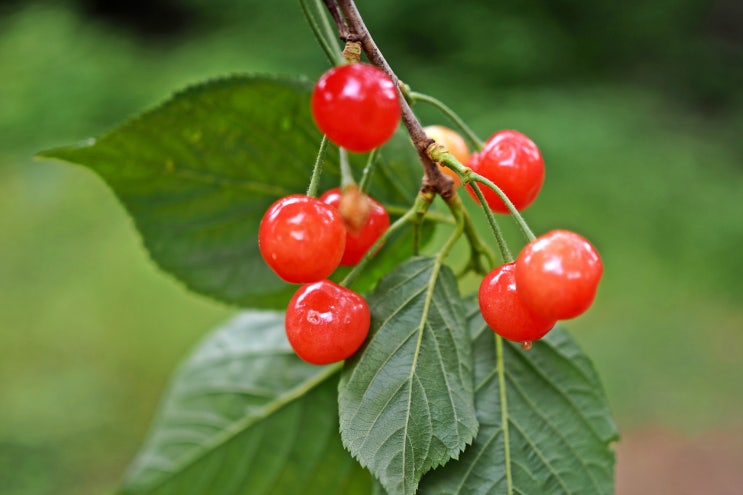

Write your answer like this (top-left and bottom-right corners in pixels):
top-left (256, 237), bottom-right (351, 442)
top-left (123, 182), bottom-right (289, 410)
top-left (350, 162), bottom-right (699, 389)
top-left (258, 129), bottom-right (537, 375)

top-left (424, 125), bottom-right (471, 187)
top-left (515, 230), bottom-right (603, 320)
top-left (479, 263), bottom-right (556, 343)
top-left (466, 130), bottom-right (545, 213)
top-left (285, 280), bottom-right (371, 365)
top-left (311, 63), bottom-right (401, 153)
top-left (320, 187), bottom-right (390, 266)
top-left (258, 195), bottom-right (346, 283)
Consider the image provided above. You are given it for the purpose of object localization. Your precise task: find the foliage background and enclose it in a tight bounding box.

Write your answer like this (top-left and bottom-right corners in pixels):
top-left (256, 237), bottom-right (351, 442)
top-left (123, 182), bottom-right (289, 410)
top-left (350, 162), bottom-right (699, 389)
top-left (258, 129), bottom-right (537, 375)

top-left (0, 0), bottom-right (741, 493)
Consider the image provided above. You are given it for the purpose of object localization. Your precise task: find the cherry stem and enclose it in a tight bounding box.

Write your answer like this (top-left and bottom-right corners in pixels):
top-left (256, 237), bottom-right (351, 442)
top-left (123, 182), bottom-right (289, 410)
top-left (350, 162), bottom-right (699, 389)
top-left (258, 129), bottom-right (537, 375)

top-left (409, 90), bottom-right (485, 151)
top-left (429, 145), bottom-right (536, 242)
top-left (299, 0), bottom-right (343, 66)
top-left (329, 0), bottom-right (455, 200)
top-left (307, 134), bottom-right (330, 197)
top-left (339, 147), bottom-right (355, 187)
top-left (496, 334), bottom-right (514, 493)
top-left (428, 145), bottom-right (513, 263)
top-left (358, 148), bottom-right (378, 193)
top-left (385, 205), bottom-right (454, 225)
top-left (448, 193), bottom-right (497, 272)
top-left (412, 190), bottom-right (435, 254)
top-left (436, 201), bottom-right (466, 264)
top-left (470, 182), bottom-right (513, 263)
top-left (470, 174), bottom-right (536, 242)
top-left (340, 191), bottom-right (433, 287)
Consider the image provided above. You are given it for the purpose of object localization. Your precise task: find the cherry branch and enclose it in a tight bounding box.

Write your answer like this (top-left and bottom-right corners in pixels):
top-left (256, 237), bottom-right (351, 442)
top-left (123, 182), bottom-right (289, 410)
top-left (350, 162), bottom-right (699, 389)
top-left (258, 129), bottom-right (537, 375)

top-left (326, 0), bottom-right (455, 199)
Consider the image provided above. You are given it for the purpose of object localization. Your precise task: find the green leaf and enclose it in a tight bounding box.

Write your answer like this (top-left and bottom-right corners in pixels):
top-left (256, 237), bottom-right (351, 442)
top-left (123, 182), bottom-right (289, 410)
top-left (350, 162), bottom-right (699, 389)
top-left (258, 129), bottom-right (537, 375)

top-left (120, 311), bottom-right (370, 495)
top-left (39, 76), bottom-right (425, 308)
top-left (339, 256), bottom-right (479, 495)
top-left (420, 300), bottom-right (619, 494)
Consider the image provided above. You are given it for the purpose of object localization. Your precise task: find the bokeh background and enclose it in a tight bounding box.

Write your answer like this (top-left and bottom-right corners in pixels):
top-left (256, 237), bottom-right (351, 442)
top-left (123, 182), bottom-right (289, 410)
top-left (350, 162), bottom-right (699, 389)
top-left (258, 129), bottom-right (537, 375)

top-left (1, 0), bottom-right (741, 494)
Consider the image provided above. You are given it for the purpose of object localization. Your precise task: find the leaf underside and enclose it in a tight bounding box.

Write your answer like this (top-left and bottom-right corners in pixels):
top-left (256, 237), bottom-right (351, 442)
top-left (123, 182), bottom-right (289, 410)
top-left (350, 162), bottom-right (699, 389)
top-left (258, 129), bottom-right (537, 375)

top-left (420, 300), bottom-right (619, 494)
top-left (119, 311), bottom-right (370, 495)
top-left (339, 256), bottom-right (479, 495)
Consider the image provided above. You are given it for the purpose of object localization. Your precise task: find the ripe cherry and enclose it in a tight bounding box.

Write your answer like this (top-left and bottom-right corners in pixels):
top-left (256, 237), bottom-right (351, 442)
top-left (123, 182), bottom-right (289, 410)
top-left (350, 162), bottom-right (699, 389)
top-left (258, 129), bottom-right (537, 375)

top-left (258, 195), bottom-right (346, 283)
top-left (423, 125), bottom-right (471, 187)
top-left (479, 263), bottom-right (556, 343)
top-left (320, 186), bottom-right (390, 266)
top-left (466, 130), bottom-right (545, 213)
top-left (285, 280), bottom-right (371, 365)
top-left (515, 230), bottom-right (603, 320)
top-left (311, 63), bottom-right (401, 153)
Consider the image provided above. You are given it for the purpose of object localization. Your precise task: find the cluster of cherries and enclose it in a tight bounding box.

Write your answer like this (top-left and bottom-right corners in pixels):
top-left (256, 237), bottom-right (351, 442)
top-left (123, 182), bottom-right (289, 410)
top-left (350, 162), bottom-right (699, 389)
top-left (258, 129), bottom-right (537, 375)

top-left (425, 125), bottom-right (603, 344)
top-left (259, 63), bottom-right (398, 365)
top-left (259, 61), bottom-right (603, 364)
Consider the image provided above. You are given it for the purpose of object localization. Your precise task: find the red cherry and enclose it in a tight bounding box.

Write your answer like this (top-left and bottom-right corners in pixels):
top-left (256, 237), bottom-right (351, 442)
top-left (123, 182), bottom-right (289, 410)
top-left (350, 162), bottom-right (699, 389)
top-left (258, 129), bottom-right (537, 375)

top-left (258, 195), bottom-right (346, 283)
top-left (466, 130), bottom-right (545, 213)
top-left (478, 263), bottom-right (556, 343)
top-left (320, 187), bottom-right (390, 266)
top-left (515, 230), bottom-right (603, 320)
top-left (311, 63), bottom-right (401, 153)
top-left (285, 280), bottom-right (371, 365)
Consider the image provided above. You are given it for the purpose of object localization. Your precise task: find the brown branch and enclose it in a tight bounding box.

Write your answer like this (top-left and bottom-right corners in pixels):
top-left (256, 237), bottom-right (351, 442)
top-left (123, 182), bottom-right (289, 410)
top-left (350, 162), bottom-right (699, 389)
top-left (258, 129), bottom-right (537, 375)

top-left (331, 0), bottom-right (455, 199)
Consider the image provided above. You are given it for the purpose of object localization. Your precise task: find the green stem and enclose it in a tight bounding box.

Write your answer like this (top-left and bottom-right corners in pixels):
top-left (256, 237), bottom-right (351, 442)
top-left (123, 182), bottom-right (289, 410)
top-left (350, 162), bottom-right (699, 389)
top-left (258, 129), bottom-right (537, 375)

top-left (412, 191), bottom-right (434, 255)
top-left (438, 196), bottom-right (467, 264)
top-left (340, 193), bottom-right (432, 287)
top-left (429, 146), bottom-right (535, 243)
top-left (470, 174), bottom-right (535, 242)
top-left (339, 147), bottom-right (355, 187)
top-left (410, 91), bottom-right (485, 151)
top-left (496, 335), bottom-right (514, 495)
top-left (457, 194), bottom-right (498, 272)
top-left (314, 0), bottom-right (342, 60)
top-left (470, 183), bottom-right (512, 263)
top-left (385, 205), bottom-right (454, 225)
top-left (358, 148), bottom-right (378, 193)
top-left (307, 135), bottom-right (330, 197)
top-left (428, 148), bottom-right (516, 261)
top-left (299, 0), bottom-right (343, 66)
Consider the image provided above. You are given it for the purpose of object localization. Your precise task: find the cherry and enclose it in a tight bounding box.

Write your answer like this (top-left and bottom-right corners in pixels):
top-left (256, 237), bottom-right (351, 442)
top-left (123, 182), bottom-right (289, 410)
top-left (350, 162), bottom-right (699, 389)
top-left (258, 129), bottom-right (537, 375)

top-left (515, 230), bottom-right (603, 320)
top-left (423, 125), bottom-right (471, 187)
top-left (320, 186), bottom-right (390, 266)
top-left (479, 263), bottom-right (556, 343)
top-left (258, 195), bottom-right (346, 283)
top-left (285, 280), bottom-right (371, 365)
top-left (311, 63), bottom-right (401, 153)
top-left (466, 130), bottom-right (545, 213)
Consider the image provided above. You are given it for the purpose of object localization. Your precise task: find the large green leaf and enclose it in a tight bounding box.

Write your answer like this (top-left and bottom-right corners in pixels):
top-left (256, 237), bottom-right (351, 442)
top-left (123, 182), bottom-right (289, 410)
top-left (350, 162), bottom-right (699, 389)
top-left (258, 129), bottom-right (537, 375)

top-left (420, 301), bottom-right (619, 494)
top-left (339, 256), bottom-right (478, 495)
top-left (39, 76), bottom-right (426, 308)
top-left (120, 311), bottom-right (370, 495)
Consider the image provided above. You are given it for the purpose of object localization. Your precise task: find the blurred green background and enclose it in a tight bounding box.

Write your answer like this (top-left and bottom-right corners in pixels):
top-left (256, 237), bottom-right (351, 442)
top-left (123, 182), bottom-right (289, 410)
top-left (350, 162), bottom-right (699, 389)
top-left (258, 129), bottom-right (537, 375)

top-left (1, 1), bottom-right (741, 494)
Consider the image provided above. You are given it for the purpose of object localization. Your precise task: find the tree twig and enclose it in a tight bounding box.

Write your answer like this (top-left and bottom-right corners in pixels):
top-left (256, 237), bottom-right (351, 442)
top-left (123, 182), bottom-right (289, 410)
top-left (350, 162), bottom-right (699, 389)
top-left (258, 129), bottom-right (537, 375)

top-left (326, 0), bottom-right (455, 199)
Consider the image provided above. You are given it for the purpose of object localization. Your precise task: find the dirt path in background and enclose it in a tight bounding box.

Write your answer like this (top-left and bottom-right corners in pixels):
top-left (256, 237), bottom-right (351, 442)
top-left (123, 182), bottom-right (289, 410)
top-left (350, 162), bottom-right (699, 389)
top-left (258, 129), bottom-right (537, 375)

top-left (615, 427), bottom-right (743, 495)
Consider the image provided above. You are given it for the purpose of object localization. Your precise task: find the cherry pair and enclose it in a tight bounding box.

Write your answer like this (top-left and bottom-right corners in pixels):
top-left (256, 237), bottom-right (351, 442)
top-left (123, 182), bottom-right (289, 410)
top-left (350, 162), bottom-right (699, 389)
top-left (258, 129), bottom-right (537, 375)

top-left (479, 230), bottom-right (603, 344)
top-left (258, 189), bottom-right (389, 365)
